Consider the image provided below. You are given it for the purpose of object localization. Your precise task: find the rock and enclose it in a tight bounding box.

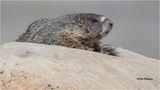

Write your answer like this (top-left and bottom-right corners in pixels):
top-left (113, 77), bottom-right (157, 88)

top-left (0, 42), bottom-right (159, 90)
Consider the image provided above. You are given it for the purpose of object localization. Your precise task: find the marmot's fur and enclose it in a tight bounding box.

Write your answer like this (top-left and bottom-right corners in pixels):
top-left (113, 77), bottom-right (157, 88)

top-left (16, 13), bottom-right (117, 56)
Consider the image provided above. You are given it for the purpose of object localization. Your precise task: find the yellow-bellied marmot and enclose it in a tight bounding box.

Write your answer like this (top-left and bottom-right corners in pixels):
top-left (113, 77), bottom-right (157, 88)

top-left (16, 13), bottom-right (117, 56)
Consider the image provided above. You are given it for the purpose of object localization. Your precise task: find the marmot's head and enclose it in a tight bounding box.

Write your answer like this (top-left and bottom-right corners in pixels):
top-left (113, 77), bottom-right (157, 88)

top-left (63, 13), bottom-right (113, 42)
top-left (63, 13), bottom-right (113, 41)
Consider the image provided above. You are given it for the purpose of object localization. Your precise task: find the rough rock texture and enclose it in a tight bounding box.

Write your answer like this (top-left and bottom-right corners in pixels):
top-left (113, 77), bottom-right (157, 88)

top-left (0, 42), bottom-right (159, 90)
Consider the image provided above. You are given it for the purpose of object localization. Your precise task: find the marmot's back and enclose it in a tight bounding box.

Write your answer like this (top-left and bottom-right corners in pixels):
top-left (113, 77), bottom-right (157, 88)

top-left (16, 17), bottom-right (72, 45)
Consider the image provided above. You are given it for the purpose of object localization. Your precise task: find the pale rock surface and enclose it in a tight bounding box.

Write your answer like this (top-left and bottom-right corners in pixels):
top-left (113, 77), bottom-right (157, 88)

top-left (0, 42), bottom-right (159, 90)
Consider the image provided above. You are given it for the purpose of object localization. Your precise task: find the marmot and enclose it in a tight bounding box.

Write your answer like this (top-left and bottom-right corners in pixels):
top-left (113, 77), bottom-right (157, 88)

top-left (16, 13), bottom-right (117, 56)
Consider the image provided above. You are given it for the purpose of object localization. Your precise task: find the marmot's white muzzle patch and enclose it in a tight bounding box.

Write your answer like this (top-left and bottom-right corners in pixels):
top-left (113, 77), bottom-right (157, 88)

top-left (100, 16), bottom-right (107, 22)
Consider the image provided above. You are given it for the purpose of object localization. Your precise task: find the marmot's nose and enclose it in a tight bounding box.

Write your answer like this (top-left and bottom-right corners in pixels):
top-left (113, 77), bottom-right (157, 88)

top-left (109, 22), bottom-right (113, 28)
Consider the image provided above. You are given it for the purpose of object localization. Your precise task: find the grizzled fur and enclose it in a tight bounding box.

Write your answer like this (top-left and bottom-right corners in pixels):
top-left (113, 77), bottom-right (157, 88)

top-left (16, 13), bottom-right (117, 56)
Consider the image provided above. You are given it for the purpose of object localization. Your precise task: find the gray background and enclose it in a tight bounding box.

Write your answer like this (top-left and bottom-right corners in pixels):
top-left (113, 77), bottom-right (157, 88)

top-left (1, 1), bottom-right (159, 59)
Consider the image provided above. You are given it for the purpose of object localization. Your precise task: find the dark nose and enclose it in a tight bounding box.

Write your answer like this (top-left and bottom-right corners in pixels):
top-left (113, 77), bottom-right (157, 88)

top-left (109, 23), bottom-right (113, 28)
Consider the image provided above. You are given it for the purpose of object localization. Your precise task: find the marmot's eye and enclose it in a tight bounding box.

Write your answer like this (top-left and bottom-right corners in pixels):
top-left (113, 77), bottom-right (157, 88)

top-left (87, 18), bottom-right (98, 23)
top-left (92, 19), bottom-right (98, 22)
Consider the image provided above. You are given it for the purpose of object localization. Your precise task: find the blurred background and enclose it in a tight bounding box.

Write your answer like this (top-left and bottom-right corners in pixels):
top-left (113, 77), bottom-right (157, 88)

top-left (1, 1), bottom-right (159, 59)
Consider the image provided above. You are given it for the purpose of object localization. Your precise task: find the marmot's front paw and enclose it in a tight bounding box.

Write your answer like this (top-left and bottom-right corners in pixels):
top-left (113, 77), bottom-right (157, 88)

top-left (80, 45), bottom-right (94, 51)
top-left (99, 44), bottom-right (118, 56)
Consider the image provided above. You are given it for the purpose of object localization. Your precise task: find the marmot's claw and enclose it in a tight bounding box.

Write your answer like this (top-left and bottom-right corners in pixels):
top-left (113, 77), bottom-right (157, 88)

top-left (100, 44), bottom-right (119, 56)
